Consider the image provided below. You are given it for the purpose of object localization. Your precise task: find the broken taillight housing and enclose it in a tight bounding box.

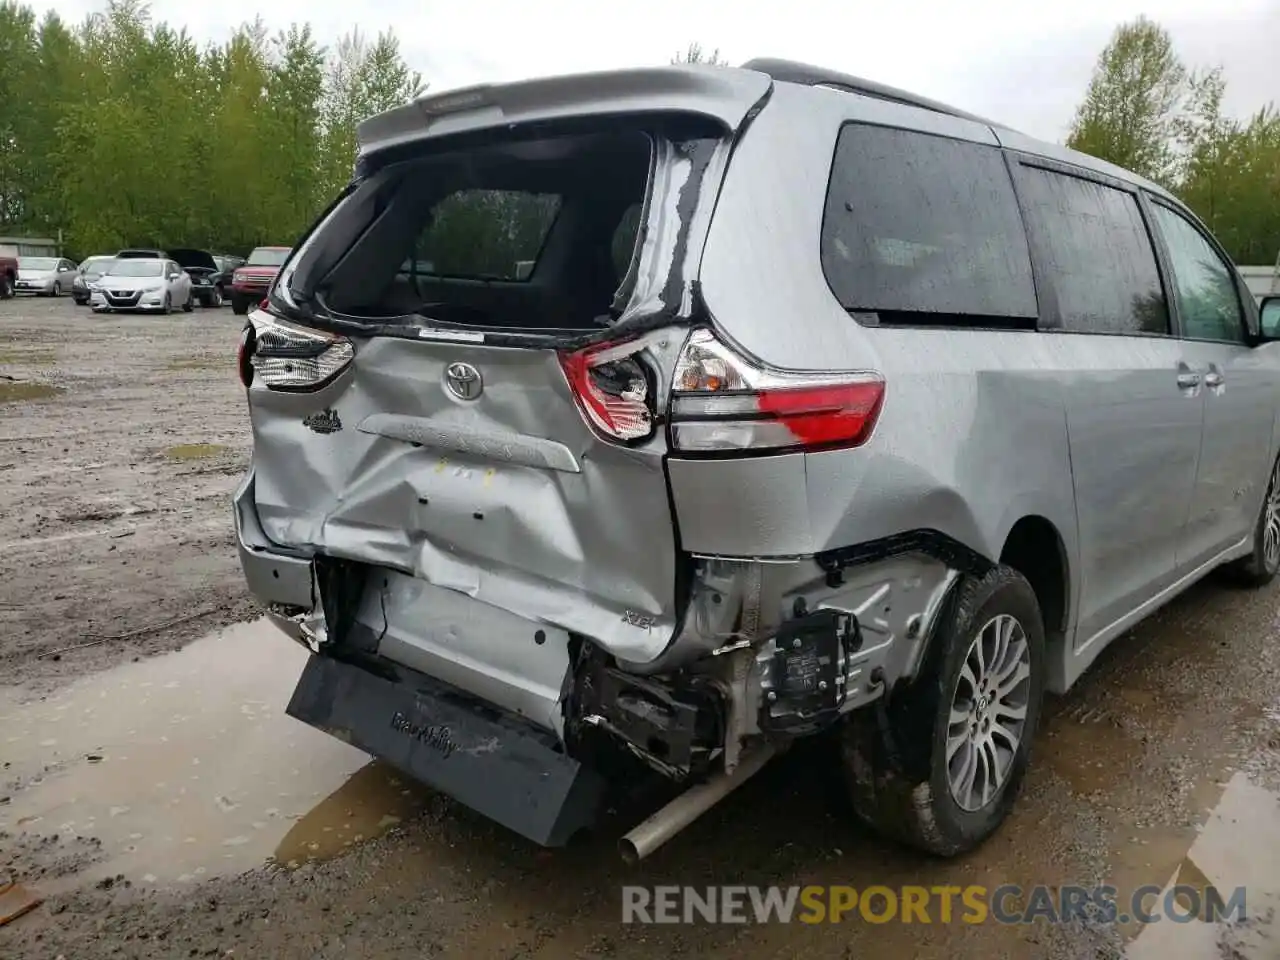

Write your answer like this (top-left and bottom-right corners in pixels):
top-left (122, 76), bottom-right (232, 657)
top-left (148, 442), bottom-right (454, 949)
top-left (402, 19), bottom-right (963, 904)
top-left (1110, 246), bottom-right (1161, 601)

top-left (247, 308), bottom-right (354, 392)
top-left (559, 338), bottom-right (657, 443)
top-left (669, 329), bottom-right (884, 454)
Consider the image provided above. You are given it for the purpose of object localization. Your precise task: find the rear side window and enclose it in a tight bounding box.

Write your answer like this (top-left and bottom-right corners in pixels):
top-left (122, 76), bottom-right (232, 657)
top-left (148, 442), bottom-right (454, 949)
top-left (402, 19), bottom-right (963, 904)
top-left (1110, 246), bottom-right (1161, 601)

top-left (413, 189), bottom-right (561, 282)
top-left (821, 124), bottom-right (1038, 323)
top-left (1015, 165), bottom-right (1168, 336)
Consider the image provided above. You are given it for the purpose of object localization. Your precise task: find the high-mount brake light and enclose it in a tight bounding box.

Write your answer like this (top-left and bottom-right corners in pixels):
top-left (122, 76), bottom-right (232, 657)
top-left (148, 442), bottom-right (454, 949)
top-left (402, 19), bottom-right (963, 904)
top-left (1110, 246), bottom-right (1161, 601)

top-left (245, 307), bottom-right (354, 392)
top-left (669, 329), bottom-right (884, 454)
top-left (558, 338), bottom-right (657, 443)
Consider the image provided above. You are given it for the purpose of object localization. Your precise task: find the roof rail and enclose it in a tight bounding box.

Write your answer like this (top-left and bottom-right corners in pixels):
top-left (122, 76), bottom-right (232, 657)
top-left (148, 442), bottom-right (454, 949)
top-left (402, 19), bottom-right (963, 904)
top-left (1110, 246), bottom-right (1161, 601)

top-left (739, 57), bottom-right (1005, 130)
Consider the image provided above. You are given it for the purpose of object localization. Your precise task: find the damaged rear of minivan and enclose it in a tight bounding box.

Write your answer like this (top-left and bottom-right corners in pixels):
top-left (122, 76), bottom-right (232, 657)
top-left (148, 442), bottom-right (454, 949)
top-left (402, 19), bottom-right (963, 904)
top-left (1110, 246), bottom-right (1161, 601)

top-left (234, 62), bottom-right (1020, 860)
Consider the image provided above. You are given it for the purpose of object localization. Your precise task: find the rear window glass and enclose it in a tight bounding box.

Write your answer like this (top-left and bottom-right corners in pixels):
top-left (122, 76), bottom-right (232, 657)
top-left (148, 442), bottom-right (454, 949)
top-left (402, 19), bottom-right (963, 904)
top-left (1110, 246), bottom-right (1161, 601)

top-left (409, 189), bottom-right (561, 282)
top-left (820, 124), bottom-right (1038, 322)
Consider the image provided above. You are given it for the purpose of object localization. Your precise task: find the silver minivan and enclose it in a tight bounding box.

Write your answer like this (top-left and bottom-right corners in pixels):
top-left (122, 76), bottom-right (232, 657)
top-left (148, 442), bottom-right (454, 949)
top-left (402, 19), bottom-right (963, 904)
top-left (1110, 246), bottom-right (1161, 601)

top-left (233, 58), bottom-right (1280, 859)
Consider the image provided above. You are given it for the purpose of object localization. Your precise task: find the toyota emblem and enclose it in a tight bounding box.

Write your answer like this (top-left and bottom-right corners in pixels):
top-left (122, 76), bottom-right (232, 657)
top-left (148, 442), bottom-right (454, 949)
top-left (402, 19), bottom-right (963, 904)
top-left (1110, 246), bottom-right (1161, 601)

top-left (444, 361), bottom-right (483, 401)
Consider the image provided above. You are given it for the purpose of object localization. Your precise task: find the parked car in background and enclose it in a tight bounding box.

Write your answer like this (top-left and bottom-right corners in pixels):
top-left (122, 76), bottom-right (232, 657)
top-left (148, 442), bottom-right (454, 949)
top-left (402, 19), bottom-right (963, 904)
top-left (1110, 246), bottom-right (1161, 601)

top-left (0, 255), bottom-right (16, 298)
top-left (235, 59), bottom-right (1280, 864)
top-left (15, 256), bottom-right (77, 296)
top-left (210, 254), bottom-right (245, 306)
top-left (114, 248), bottom-right (167, 261)
top-left (90, 257), bottom-right (194, 314)
top-left (168, 248), bottom-right (224, 307)
top-left (72, 256), bottom-right (117, 305)
top-left (230, 246), bottom-right (290, 314)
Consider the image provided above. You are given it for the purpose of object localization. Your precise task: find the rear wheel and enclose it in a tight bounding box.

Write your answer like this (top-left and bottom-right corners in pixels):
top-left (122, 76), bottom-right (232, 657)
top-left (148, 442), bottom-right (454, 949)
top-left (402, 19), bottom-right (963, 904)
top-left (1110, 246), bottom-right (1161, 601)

top-left (839, 565), bottom-right (1045, 856)
top-left (209, 285), bottom-right (224, 308)
top-left (1226, 453), bottom-right (1280, 588)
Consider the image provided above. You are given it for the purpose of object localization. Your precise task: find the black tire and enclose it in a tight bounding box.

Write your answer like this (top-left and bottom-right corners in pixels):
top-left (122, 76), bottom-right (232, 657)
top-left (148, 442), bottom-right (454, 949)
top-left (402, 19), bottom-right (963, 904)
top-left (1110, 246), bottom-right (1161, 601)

top-left (1225, 453), bottom-right (1280, 588)
top-left (0, 274), bottom-right (12, 299)
top-left (231, 294), bottom-right (249, 316)
top-left (183, 292), bottom-right (194, 313)
top-left (839, 564), bottom-right (1046, 857)
top-left (211, 285), bottom-right (224, 308)
top-left (162, 294), bottom-right (172, 316)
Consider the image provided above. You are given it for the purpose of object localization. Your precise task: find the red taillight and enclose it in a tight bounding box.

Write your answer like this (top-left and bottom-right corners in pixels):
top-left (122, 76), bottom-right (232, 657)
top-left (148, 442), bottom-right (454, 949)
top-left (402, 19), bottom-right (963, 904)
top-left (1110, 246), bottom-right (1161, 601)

top-left (558, 338), bottom-right (657, 443)
top-left (669, 329), bottom-right (884, 454)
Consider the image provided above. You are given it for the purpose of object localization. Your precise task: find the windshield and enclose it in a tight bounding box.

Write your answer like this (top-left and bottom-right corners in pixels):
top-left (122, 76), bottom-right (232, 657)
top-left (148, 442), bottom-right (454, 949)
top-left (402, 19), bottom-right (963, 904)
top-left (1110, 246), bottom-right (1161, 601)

top-left (83, 257), bottom-right (114, 274)
top-left (247, 247), bottom-right (289, 267)
top-left (19, 257), bottom-right (57, 270)
top-left (106, 260), bottom-right (164, 278)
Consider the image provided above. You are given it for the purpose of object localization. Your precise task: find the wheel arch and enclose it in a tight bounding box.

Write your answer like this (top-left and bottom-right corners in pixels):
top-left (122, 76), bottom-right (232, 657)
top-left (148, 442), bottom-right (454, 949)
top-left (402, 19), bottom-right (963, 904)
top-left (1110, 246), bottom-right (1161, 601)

top-left (996, 512), bottom-right (1073, 694)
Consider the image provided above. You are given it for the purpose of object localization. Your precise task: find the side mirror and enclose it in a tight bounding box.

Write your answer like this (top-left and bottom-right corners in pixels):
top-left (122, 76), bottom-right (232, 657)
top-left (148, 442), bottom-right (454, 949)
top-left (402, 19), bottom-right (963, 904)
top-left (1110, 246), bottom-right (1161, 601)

top-left (1261, 297), bottom-right (1280, 341)
top-left (168, 272), bottom-right (181, 280)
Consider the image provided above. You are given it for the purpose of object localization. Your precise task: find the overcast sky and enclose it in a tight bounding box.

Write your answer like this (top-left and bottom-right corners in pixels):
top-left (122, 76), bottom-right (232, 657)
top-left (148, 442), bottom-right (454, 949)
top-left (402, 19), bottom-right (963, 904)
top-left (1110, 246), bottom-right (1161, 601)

top-left (28, 0), bottom-right (1280, 142)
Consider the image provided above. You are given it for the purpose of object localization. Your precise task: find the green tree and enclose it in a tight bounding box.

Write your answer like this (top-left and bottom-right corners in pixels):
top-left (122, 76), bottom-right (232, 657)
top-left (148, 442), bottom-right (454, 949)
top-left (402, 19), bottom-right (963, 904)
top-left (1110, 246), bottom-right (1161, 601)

top-left (672, 42), bottom-right (727, 66)
top-left (1066, 16), bottom-right (1186, 183)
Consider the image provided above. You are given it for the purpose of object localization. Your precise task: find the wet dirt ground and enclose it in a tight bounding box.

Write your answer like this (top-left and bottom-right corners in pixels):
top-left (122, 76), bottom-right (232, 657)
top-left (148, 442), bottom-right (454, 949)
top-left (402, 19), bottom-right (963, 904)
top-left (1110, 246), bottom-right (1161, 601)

top-left (5, 297), bottom-right (1280, 958)
top-left (0, 296), bottom-right (256, 695)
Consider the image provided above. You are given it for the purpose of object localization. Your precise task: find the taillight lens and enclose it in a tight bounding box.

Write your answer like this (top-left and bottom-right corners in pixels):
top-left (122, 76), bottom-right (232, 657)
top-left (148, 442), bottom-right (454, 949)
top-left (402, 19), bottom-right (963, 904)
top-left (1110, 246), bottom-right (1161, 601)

top-left (559, 338), bottom-right (656, 443)
top-left (670, 329), bottom-right (884, 454)
top-left (248, 308), bottom-right (354, 392)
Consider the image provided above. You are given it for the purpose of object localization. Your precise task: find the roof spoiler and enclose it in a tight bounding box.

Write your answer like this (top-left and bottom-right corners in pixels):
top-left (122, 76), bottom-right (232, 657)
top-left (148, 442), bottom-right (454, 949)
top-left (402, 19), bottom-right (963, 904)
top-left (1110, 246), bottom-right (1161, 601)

top-left (355, 65), bottom-right (773, 157)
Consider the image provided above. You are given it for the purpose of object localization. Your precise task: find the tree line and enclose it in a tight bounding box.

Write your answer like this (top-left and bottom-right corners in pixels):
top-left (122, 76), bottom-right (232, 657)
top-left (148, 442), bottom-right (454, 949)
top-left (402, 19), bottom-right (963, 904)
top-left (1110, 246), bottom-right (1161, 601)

top-left (1, 5), bottom-right (1273, 267)
top-left (1067, 17), bottom-right (1278, 265)
top-left (0, 0), bottom-right (422, 257)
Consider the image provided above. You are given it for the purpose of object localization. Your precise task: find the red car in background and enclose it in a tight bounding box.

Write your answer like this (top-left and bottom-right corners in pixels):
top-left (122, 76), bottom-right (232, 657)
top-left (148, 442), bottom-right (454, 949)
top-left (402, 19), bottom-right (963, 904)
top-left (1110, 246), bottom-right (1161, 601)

top-left (0, 255), bottom-right (17, 298)
top-left (230, 246), bottom-right (291, 315)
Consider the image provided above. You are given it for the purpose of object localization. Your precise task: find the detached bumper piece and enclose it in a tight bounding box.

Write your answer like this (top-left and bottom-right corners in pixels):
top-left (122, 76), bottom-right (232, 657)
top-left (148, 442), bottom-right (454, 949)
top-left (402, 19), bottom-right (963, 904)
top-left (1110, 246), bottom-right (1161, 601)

top-left (757, 607), bottom-right (861, 734)
top-left (286, 653), bottom-right (605, 847)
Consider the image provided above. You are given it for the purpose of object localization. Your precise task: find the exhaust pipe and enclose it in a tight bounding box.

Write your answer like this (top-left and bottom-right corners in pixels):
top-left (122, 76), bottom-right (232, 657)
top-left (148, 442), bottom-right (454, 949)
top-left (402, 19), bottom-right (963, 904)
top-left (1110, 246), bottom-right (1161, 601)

top-left (618, 744), bottom-right (777, 863)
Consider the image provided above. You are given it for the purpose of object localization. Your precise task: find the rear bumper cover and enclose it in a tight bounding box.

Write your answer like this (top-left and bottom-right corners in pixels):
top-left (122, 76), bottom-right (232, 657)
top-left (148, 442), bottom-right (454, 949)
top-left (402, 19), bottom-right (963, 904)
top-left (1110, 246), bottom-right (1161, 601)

top-left (233, 471), bottom-right (315, 635)
top-left (287, 651), bottom-right (605, 846)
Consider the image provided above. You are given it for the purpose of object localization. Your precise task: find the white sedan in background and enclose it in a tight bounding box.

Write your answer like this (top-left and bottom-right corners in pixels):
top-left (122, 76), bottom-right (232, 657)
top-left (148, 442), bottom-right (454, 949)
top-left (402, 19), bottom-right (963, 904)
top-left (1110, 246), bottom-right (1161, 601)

top-left (89, 258), bottom-right (195, 314)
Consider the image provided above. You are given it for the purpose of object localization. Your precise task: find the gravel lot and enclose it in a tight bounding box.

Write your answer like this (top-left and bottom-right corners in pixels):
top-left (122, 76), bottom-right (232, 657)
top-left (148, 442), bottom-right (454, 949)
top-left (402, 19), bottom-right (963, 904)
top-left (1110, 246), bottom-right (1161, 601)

top-left (0, 294), bottom-right (255, 693)
top-left (3, 294), bottom-right (1280, 959)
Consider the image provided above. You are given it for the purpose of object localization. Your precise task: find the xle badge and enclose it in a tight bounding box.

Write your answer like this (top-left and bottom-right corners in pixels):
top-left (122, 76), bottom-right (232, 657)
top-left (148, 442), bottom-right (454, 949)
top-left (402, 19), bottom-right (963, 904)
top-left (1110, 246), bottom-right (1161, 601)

top-left (302, 408), bottom-right (342, 435)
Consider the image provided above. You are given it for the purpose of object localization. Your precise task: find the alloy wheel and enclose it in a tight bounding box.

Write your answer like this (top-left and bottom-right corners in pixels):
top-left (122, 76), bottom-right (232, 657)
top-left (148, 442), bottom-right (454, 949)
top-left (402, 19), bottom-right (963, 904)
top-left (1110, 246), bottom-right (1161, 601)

top-left (1264, 458), bottom-right (1280, 574)
top-left (946, 613), bottom-right (1032, 812)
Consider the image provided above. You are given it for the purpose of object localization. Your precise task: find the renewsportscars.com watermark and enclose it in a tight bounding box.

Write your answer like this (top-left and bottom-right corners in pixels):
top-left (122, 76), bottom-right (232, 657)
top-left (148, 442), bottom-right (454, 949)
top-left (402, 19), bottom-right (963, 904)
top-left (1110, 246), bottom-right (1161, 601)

top-left (621, 884), bottom-right (1248, 925)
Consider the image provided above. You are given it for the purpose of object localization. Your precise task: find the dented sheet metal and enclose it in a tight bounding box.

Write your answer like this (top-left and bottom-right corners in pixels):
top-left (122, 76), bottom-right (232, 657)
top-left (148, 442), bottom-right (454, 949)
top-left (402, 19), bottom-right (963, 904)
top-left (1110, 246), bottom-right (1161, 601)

top-left (249, 336), bottom-right (681, 664)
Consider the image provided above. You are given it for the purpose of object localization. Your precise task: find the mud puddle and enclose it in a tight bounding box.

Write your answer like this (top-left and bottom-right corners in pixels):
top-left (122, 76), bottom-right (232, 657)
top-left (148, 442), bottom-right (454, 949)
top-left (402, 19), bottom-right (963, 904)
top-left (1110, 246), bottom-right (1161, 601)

top-left (0, 381), bottom-right (61, 402)
top-left (0, 619), bottom-right (430, 890)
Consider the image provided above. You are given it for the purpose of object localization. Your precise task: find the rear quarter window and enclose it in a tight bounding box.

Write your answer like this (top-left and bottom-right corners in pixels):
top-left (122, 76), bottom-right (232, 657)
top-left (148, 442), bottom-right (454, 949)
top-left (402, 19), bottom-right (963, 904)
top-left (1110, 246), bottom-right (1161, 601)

top-left (820, 124), bottom-right (1038, 325)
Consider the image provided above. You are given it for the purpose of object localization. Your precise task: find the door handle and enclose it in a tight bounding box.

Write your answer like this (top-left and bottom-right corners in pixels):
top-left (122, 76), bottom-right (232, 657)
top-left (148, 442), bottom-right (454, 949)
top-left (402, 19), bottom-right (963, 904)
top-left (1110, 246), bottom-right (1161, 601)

top-left (1203, 365), bottom-right (1225, 389)
top-left (1176, 371), bottom-right (1202, 389)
